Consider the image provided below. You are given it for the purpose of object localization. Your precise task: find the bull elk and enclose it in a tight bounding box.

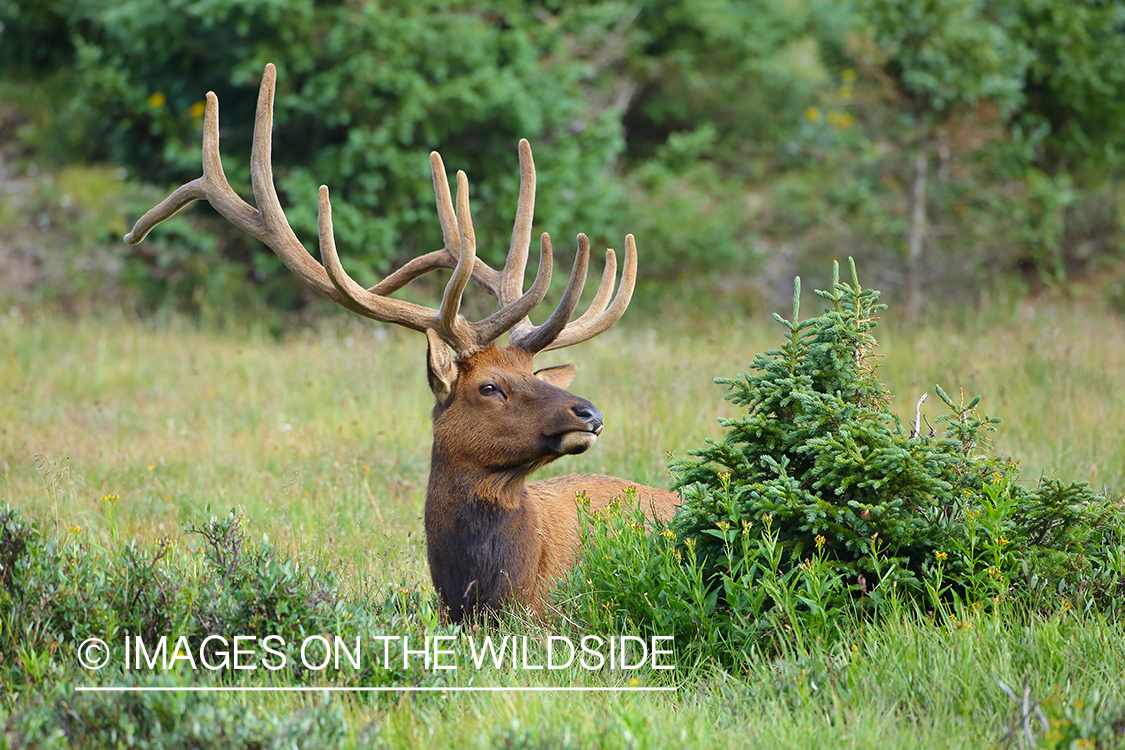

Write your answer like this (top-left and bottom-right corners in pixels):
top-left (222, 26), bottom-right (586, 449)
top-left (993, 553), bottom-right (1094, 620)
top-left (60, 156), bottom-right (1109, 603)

top-left (124, 64), bottom-right (679, 621)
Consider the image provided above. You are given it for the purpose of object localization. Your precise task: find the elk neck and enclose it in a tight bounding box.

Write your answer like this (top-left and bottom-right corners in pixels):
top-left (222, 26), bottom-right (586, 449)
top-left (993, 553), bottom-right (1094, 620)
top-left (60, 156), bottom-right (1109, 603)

top-left (426, 434), bottom-right (543, 512)
top-left (424, 427), bottom-right (548, 621)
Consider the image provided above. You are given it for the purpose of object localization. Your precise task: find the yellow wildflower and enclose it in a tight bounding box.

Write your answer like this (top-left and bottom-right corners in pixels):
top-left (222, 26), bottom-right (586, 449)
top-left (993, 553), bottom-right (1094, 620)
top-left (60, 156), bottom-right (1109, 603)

top-left (804, 106), bottom-right (822, 122)
top-left (842, 68), bottom-right (857, 83)
top-left (148, 92), bottom-right (167, 109)
top-left (188, 100), bottom-right (206, 118)
top-left (838, 85), bottom-right (853, 99)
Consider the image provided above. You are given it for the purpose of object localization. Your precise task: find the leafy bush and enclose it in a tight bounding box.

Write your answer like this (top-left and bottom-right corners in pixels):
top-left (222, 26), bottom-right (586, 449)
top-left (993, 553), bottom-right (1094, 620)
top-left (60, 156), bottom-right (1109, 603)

top-left (0, 504), bottom-right (454, 744)
top-left (565, 261), bottom-right (1123, 668)
top-left (7, 682), bottom-right (353, 750)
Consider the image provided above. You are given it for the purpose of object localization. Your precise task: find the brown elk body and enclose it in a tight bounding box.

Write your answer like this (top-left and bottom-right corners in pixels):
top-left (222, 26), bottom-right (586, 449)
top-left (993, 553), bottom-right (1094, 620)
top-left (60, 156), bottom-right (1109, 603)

top-left (125, 64), bottom-right (678, 621)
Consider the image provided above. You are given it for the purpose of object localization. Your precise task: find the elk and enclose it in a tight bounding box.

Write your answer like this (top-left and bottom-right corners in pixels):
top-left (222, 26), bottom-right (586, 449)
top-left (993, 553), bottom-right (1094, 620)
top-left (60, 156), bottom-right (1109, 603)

top-left (124, 64), bottom-right (679, 621)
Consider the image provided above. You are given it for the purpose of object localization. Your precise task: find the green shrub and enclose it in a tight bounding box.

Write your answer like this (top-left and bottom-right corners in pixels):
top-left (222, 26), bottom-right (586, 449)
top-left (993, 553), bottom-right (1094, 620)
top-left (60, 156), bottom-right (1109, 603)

top-left (0, 505), bottom-right (451, 708)
top-left (7, 681), bottom-right (352, 750)
top-left (565, 260), bottom-right (1123, 668)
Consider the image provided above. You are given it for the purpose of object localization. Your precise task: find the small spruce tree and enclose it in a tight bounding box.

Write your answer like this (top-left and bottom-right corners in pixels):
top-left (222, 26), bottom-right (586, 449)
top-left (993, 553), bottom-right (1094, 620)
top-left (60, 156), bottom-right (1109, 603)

top-left (567, 260), bottom-right (1120, 666)
top-left (671, 259), bottom-right (1108, 599)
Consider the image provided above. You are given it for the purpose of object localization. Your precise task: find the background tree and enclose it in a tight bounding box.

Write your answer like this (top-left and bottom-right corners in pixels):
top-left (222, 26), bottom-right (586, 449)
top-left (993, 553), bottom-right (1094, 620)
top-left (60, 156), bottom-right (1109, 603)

top-left (849, 0), bottom-right (1030, 319)
top-left (1007, 0), bottom-right (1125, 281)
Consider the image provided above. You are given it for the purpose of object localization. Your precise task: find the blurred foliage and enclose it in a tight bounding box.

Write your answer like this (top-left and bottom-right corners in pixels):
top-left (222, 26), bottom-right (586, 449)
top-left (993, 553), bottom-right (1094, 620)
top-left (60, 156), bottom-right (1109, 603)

top-left (856, 0), bottom-right (1030, 117)
top-left (1, 0), bottom-right (1124, 314)
top-left (6, 1), bottom-right (630, 273)
top-left (1012, 0), bottom-right (1125, 171)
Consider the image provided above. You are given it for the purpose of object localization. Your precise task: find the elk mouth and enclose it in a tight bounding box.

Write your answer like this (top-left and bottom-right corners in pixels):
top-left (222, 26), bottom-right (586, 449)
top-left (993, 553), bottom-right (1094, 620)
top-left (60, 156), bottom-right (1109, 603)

top-left (548, 425), bottom-right (602, 455)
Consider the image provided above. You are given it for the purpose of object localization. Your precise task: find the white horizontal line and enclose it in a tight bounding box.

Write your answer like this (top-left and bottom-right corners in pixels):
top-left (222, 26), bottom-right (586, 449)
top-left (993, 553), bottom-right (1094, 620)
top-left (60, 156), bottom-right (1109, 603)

top-left (75, 685), bottom-right (677, 693)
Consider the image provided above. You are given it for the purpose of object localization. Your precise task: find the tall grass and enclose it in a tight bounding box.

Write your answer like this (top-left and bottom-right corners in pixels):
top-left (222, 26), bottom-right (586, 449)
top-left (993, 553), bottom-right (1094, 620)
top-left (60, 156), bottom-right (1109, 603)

top-left (5, 295), bottom-right (1120, 554)
top-left (2, 294), bottom-right (1123, 747)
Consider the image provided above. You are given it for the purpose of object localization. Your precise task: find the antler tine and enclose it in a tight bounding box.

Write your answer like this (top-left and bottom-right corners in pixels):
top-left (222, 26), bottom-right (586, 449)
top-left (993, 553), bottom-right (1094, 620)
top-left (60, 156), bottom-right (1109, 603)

top-left (439, 172), bottom-right (476, 335)
top-left (538, 234), bottom-right (639, 353)
top-left (509, 233), bottom-right (591, 353)
top-left (427, 143), bottom-right (554, 354)
top-left (498, 139), bottom-right (536, 306)
top-left (388, 150), bottom-right (502, 298)
top-left (123, 91), bottom-right (253, 245)
top-left (570, 248), bottom-right (617, 327)
top-left (367, 249), bottom-right (500, 297)
top-left (428, 139), bottom-right (536, 308)
top-left (245, 64), bottom-right (335, 297)
top-left (429, 152), bottom-right (463, 265)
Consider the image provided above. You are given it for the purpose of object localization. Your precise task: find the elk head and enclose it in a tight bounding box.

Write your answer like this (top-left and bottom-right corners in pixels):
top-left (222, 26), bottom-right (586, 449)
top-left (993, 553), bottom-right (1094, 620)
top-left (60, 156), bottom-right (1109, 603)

top-left (125, 64), bottom-right (656, 620)
top-left (427, 343), bottom-right (602, 479)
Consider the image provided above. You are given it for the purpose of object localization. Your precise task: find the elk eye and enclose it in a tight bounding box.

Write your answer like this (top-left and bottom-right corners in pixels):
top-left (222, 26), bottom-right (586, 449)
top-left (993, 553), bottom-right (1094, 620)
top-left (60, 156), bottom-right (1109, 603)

top-left (479, 383), bottom-right (498, 396)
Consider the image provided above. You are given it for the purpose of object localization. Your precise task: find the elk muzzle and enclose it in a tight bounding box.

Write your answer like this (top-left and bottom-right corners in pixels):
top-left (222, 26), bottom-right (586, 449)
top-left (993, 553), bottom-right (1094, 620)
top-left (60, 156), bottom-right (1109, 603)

top-left (550, 399), bottom-right (604, 455)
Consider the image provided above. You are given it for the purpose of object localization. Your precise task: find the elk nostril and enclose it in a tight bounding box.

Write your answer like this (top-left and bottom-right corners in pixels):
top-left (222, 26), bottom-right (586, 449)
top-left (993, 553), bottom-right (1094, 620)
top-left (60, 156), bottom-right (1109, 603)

top-left (572, 403), bottom-right (603, 431)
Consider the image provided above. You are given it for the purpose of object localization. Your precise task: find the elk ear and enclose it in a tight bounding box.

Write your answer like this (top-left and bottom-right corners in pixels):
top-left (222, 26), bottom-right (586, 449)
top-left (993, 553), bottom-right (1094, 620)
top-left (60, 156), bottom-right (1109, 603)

top-left (425, 329), bottom-right (458, 404)
top-left (534, 363), bottom-right (578, 390)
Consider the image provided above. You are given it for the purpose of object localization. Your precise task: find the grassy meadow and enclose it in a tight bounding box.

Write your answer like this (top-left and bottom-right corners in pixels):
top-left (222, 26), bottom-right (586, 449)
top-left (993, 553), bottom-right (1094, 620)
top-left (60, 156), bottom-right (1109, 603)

top-left (2, 288), bottom-right (1124, 748)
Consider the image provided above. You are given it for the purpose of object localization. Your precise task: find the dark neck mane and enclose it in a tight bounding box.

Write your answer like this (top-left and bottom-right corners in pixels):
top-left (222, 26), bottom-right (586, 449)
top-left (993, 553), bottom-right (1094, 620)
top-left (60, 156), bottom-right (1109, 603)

top-left (423, 443), bottom-right (541, 621)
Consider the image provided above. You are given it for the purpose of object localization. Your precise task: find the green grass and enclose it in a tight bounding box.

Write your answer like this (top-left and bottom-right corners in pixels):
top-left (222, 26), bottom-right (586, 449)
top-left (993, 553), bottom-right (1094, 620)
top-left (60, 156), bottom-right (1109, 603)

top-left (2, 295), bottom-right (1124, 748)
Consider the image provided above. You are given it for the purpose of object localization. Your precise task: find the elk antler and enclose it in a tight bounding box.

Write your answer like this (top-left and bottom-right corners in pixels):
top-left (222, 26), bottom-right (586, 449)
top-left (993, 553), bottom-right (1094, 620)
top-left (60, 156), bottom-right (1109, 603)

top-left (427, 140), bottom-right (638, 355)
top-left (124, 63), bottom-right (637, 356)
